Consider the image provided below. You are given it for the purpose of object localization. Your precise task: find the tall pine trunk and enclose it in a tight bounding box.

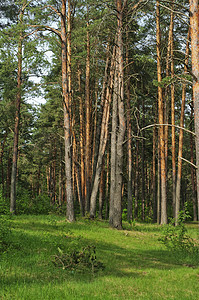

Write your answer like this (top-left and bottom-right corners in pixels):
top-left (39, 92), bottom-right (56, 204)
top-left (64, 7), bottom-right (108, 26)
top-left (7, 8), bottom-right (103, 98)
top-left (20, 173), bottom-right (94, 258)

top-left (175, 29), bottom-right (190, 224)
top-left (170, 4), bottom-right (176, 217)
top-left (189, 0), bottom-right (199, 222)
top-left (112, 0), bottom-right (126, 230)
top-left (61, 0), bottom-right (75, 222)
top-left (10, 6), bottom-right (24, 213)
top-left (85, 19), bottom-right (91, 213)
top-left (190, 102), bottom-right (198, 221)
top-left (126, 30), bottom-right (133, 222)
top-left (156, 1), bottom-right (167, 224)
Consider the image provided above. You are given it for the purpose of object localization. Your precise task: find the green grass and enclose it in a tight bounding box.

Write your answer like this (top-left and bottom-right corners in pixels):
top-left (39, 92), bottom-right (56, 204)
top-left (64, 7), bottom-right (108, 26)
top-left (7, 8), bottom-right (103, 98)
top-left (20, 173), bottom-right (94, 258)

top-left (0, 215), bottom-right (199, 299)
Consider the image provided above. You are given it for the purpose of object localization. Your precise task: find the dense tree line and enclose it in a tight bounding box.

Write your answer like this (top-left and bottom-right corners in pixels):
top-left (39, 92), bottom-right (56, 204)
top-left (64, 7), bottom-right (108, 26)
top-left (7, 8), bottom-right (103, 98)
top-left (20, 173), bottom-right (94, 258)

top-left (0, 0), bottom-right (199, 228)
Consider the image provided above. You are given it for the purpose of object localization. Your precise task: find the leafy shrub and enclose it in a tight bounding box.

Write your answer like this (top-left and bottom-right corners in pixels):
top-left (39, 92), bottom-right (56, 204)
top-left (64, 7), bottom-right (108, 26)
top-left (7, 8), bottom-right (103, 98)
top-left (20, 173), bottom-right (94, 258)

top-left (160, 204), bottom-right (199, 257)
top-left (52, 245), bottom-right (104, 274)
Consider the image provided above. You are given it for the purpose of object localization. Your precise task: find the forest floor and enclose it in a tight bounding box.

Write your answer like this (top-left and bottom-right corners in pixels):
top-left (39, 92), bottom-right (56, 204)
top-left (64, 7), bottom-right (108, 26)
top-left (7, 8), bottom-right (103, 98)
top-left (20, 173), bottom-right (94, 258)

top-left (0, 215), bottom-right (199, 299)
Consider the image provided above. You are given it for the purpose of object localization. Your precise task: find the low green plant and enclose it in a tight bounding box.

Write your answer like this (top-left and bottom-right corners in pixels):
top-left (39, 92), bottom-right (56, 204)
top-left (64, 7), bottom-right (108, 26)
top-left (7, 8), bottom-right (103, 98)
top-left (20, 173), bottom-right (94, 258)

top-left (122, 208), bottom-right (127, 221)
top-left (160, 204), bottom-right (199, 257)
top-left (52, 245), bottom-right (104, 274)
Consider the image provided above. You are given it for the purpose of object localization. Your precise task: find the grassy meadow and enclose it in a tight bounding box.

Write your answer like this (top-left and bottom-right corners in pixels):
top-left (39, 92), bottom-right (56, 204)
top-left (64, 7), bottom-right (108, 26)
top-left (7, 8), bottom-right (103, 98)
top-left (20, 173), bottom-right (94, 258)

top-left (0, 215), bottom-right (199, 299)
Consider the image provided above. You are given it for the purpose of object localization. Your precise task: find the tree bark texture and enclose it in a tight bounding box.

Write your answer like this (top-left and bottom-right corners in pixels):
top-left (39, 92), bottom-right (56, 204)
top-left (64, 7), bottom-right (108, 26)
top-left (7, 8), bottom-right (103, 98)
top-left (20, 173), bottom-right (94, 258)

top-left (90, 49), bottom-right (115, 218)
top-left (62, 0), bottom-right (75, 222)
top-left (175, 29), bottom-right (190, 224)
top-left (85, 19), bottom-right (91, 213)
top-left (169, 3), bottom-right (176, 217)
top-left (10, 6), bottom-right (24, 213)
top-left (111, 0), bottom-right (126, 230)
top-left (156, 1), bottom-right (167, 224)
top-left (190, 102), bottom-right (198, 221)
top-left (189, 0), bottom-right (199, 222)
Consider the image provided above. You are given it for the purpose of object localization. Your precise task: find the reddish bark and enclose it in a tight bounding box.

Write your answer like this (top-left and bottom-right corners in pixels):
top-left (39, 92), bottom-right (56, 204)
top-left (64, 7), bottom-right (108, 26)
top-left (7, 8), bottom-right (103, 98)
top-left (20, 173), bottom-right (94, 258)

top-left (156, 1), bottom-right (167, 224)
top-left (189, 0), bottom-right (199, 221)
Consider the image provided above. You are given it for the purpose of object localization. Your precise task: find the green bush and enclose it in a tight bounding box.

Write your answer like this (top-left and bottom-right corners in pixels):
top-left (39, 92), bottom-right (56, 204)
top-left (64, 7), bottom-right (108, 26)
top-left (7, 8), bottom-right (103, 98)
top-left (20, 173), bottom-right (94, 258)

top-left (160, 204), bottom-right (199, 259)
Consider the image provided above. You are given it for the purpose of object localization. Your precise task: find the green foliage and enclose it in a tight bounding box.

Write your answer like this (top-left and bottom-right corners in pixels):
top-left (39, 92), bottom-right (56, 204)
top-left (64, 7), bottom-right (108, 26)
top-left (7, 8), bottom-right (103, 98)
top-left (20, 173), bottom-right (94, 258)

top-left (160, 204), bottom-right (199, 260)
top-left (16, 187), bottom-right (51, 215)
top-left (122, 208), bottom-right (127, 221)
top-left (52, 245), bottom-right (104, 274)
top-left (0, 189), bottom-right (9, 215)
top-left (0, 214), bottom-right (11, 253)
top-left (30, 194), bottom-right (51, 215)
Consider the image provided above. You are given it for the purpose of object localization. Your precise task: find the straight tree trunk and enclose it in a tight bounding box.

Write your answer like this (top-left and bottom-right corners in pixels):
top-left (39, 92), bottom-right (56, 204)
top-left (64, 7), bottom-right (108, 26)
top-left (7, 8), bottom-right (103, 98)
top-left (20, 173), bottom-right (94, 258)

top-left (105, 148), bottom-right (110, 219)
top-left (157, 135), bottom-right (161, 224)
top-left (169, 3), bottom-right (176, 217)
top-left (62, 0), bottom-right (75, 222)
top-left (134, 131), bottom-right (140, 219)
top-left (152, 106), bottom-right (157, 223)
top-left (141, 98), bottom-right (145, 221)
top-left (156, 0), bottom-right (167, 224)
top-left (10, 6), bottom-right (24, 213)
top-left (175, 29), bottom-right (190, 224)
top-left (78, 64), bottom-right (85, 208)
top-left (73, 131), bottom-right (84, 216)
top-left (190, 102), bottom-right (197, 221)
top-left (126, 30), bottom-right (133, 222)
top-left (112, 0), bottom-right (126, 230)
top-left (85, 19), bottom-right (91, 213)
top-left (189, 0), bottom-right (199, 222)
top-left (109, 57), bottom-right (118, 226)
top-left (6, 152), bottom-right (11, 199)
top-left (98, 158), bottom-right (105, 219)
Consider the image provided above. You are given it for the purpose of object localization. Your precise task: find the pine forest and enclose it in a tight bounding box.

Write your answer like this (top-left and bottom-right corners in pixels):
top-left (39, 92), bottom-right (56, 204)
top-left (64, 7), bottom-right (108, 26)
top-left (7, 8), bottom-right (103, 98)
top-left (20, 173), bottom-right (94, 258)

top-left (1, 0), bottom-right (199, 228)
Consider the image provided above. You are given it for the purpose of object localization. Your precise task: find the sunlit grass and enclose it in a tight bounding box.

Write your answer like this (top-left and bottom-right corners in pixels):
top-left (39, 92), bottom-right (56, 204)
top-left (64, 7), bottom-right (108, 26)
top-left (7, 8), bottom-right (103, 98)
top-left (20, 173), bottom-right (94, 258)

top-left (0, 215), bottom-right (199, 299)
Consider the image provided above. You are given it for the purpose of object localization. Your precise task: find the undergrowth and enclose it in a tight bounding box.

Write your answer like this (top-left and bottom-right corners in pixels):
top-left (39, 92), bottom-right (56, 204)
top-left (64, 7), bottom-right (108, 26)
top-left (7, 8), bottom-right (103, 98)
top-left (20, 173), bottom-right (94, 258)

top-left (52, 245), bottom-right (104, 274)
top-left (160, 204), bottom-right (199, 265)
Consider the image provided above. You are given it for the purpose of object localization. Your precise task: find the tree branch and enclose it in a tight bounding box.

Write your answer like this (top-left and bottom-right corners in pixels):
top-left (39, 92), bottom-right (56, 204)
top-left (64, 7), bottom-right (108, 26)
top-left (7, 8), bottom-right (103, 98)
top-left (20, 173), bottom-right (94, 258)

top-left (141, 123), bottom-right (196, 136)
top-left (179, 157), bottom-right (197, 169)
top-left (28, 25), bottom-right (61, 37)
top-left (42, 5), bottom-right (61, 16)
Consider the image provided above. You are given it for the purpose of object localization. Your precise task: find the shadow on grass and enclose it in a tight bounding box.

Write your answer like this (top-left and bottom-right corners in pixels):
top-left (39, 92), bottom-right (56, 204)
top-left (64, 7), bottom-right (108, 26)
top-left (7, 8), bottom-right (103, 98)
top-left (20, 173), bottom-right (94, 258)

top-left (1, 215), bottom-right (198, 291)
